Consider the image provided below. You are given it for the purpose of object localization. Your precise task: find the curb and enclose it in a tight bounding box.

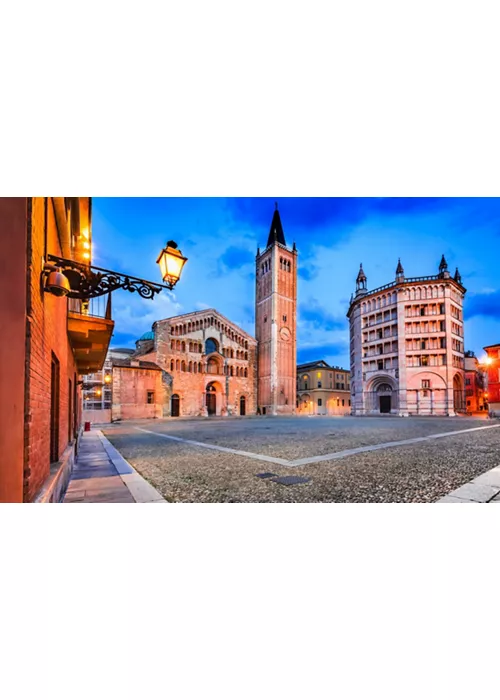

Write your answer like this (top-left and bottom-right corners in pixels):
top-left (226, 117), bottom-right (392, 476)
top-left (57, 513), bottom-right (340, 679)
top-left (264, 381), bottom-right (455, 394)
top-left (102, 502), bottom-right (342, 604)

top-left (97, 430), bottom-right (167, 503)
top-left (437, 464), bottom-right (500, 503)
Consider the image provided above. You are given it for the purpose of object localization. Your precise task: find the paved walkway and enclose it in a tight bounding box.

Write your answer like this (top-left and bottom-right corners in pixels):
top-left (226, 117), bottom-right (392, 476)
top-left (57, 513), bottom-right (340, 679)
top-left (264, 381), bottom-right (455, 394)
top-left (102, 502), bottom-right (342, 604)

top-left (64, 429), bottom-right (166, 503)
top-left (438, 464), bottom-right (500, 503)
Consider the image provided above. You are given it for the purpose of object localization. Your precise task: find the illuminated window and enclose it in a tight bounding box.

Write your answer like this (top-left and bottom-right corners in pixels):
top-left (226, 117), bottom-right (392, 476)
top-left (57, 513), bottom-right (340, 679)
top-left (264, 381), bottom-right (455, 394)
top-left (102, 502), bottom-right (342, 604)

top-left (147, 391), bottom-right (155, 404)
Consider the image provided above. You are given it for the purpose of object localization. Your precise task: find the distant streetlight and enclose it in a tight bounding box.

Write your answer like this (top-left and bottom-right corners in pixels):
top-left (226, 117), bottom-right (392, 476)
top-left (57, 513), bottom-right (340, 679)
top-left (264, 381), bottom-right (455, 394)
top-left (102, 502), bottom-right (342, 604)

top-left (157, 240), bottom-right (188, 289)
top-left (104, 374), bottom-right (112, 384)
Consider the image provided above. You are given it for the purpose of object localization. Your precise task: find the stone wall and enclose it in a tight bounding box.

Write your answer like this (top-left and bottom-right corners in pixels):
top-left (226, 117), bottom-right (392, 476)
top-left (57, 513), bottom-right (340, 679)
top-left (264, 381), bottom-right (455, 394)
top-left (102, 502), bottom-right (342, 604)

top-left (154, 311), bottom-right (258, 417)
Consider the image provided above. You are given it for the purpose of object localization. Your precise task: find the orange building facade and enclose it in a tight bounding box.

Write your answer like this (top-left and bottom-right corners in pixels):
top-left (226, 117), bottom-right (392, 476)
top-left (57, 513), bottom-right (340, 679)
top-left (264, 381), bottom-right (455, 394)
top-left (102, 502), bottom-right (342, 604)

top-left (0, 197), bottom-right (113, 502)
top-left (484, 343), bottom-right (500, 416)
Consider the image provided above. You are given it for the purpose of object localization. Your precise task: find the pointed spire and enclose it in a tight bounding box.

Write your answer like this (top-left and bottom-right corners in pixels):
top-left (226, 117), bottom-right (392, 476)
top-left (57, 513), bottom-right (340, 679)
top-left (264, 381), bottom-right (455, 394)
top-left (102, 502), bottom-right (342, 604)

top-left (356, 263), bottom-right (367, 283)
top-left (454, 267), bottom-right (462, 284)
top-left (396, 258), bottom-right (404, 275)
top-left (439, 254), bottom-right (448, 272)
top-left (266, 203), bottom-right (286, 248)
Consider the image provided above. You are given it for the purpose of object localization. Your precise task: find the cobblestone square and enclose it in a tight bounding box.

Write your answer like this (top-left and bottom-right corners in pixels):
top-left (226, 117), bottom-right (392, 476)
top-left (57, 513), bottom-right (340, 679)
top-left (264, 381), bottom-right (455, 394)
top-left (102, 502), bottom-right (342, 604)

top-left (102, 415), bottom-right (500, 503)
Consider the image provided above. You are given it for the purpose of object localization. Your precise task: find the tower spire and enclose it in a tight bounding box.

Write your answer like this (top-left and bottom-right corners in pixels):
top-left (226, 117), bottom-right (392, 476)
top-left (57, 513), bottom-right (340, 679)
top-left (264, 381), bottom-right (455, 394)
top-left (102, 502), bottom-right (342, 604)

top-left (267, 205), bottom-right (286, 248)
top-left (355, 263), bottom-right (367, 295)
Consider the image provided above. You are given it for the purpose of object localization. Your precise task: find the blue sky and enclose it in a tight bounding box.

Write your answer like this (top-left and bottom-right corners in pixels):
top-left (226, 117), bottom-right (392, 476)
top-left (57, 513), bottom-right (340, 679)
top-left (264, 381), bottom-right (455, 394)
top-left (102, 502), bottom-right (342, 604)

top-left (92, 198), bottom-right (500, 367)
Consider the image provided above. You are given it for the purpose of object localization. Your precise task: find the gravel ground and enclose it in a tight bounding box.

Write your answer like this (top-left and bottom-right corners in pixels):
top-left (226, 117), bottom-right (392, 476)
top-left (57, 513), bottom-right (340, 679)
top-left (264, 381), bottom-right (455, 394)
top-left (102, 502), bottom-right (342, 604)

top-left (102, 417), bottom-right (500, 503)
top-left (114, 415), bottom-right (495, 461)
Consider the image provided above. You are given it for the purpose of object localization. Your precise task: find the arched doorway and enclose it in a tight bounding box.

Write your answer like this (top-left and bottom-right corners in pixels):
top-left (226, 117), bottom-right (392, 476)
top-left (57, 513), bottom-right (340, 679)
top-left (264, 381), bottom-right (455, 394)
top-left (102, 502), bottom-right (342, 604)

top-left (240, 395), bottom-right (246, 416)
top-left (366, 376), bottom-right (398, 414)
top-left (205, 382), bottom-right (222, 416)
top-left (378, 383), bottom-right (393, 413)
top-left (453, 374), bottom-right (465, 412)
top-left (171, 394), bottom-right (180, 417)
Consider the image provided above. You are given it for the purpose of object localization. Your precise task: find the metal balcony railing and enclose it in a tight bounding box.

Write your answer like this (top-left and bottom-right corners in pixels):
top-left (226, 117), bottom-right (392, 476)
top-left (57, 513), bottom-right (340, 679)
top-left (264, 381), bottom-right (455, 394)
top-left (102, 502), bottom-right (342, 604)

top-left (68, 293), bottom-right (112, 320)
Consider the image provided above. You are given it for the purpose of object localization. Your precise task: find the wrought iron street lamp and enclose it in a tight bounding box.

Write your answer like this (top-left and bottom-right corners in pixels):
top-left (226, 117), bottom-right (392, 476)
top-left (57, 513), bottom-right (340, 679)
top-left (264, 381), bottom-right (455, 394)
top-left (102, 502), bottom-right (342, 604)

top-left (43, 240), bottom-right (187, 299)
top-left (156, 240), bottom-right (188, 288)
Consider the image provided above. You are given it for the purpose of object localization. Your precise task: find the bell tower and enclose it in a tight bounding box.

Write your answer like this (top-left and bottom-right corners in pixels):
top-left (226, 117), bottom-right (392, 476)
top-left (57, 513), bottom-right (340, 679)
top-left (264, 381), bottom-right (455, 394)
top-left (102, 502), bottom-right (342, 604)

top-left (255, 204), bottom-right (297, 415)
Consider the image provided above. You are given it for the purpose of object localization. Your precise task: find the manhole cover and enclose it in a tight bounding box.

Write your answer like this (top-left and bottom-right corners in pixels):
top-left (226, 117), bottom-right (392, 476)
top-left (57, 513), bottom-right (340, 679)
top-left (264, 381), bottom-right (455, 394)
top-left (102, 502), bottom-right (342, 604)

top-left (271, 476), bottom-right (311, 486)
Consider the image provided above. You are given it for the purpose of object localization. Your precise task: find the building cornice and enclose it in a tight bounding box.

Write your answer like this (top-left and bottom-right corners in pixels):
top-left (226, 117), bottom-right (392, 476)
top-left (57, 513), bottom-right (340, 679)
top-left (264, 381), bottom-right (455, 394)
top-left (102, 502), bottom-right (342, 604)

top-left (347, 275), bottom-right (467, 318)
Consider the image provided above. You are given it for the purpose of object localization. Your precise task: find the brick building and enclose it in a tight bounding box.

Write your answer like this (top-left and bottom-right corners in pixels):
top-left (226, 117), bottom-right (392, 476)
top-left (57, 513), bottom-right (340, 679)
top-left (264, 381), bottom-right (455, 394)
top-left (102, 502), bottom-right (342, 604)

top-left (255, 206), bottom-right (297, 415)
top-left (296, 361), bottom-right (351, 415)
top-left (464, 350), bottom-right (486, 413)
top-left (0, 197), bottom-right (113, 502)
top-left (483, 343), bottom-right (500, 416)
top-left (348, 256), bottom-right (466, 416)
top-left (108, 310), bottom-right (258, 418)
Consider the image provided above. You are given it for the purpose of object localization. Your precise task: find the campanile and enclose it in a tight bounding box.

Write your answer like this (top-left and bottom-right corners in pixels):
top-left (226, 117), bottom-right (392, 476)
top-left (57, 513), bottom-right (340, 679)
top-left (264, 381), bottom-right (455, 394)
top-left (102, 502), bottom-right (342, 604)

top-left (255, 204), bottom-right (297, 415)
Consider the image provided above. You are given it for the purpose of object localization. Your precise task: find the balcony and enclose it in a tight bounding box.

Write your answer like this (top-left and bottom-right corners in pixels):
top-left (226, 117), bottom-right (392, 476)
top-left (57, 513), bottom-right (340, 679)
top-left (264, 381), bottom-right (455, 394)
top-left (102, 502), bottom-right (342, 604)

top-left (68, 295), bottom-right (114, 373)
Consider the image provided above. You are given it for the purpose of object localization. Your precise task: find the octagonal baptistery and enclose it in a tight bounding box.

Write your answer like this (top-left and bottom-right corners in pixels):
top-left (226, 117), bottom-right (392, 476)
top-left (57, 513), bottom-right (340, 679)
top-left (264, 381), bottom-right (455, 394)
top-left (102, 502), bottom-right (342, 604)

top-left (153, 309), bottom-right (257, 417)
top-left (347, 256), bottom-right (466, 416)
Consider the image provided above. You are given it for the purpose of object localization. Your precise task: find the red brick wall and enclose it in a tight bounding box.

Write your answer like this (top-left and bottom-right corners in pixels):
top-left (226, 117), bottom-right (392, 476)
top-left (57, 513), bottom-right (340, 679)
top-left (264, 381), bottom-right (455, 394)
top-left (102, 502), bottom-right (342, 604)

top-left (24, 198), bottom-right (80, 501)
top-left (0, 198), bottom-right (27, 502)
top-left (112, 366), bottom-right (164, 420)
top-left (255, 244), bottom-right (297, 414)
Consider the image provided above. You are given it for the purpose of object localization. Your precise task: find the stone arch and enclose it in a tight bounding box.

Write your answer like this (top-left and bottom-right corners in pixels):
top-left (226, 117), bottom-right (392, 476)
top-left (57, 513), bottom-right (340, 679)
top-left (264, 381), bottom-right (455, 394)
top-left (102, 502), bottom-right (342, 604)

top-left (206, 380), bottom-right (224, 416)
top-left (207, 356), bottom-right (221, 375)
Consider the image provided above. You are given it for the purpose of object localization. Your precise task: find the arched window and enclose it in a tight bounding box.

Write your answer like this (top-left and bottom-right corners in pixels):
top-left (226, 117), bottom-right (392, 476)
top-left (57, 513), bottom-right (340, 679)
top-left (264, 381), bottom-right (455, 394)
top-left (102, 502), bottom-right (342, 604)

top-left (244, 368), bottom-right (248, 378)
top-left (236, 367), bottom-right (240, 377)
top-left (176, 340), bottom-right (180, 351)
top-left (181, 341), bottom-right (186, 352)
top-left (231, 349), bottom-right (234, 358)
top-left (205, 337), bottom-right (219, 355)
top-left (176, 359), bottom-right (180, 371)
top-left (181, 360), bottom-right (186, 372)
top-left (170, 359), bottom-right (174, 372)
top-left (188, 361), bottom-right (192, 372)
top-left (171, 340), bottom-right (175, 351)
top-left (230, 366), bottom-right (234, 376)
top-left (193, 362), bottom-right (197, 374)
top-left (198, 362), bottom-right (202, 373)
top-left (244, 352), bottom-right (248, 361)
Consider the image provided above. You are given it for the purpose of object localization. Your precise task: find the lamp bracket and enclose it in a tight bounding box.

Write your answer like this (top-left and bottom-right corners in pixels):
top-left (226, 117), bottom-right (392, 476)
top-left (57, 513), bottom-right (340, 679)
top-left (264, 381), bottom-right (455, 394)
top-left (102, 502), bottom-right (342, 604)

top-left (46, 255), bottom-right (173, 299)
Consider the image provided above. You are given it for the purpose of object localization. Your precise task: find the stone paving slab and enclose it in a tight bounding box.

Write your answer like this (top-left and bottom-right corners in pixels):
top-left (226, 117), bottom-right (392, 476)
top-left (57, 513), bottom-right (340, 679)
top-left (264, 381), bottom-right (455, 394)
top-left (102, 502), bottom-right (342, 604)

top-left (63, 429), bottom-right (166, 503)
top-left (438, 464), bottom-right (500, 503)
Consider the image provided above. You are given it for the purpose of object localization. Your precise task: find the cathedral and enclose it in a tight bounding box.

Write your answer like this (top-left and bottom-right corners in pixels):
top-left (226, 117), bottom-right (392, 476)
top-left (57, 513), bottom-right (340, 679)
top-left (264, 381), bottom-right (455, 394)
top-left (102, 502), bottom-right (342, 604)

top-left (108, 206), bottom-right (298, 418)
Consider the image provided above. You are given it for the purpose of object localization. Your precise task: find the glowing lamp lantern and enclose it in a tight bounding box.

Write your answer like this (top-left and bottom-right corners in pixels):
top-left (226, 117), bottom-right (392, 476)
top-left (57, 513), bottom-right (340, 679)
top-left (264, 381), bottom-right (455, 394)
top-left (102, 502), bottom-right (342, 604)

top-left (104, 374), bottom-right (112, 384)
top-left (157, 240), bottom-right (187, 289)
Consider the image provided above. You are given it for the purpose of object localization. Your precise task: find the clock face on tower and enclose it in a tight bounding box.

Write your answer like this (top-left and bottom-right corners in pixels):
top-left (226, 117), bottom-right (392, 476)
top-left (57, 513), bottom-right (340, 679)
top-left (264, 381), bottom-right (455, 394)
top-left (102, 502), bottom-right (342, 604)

top-left (280, 327), bottom-right (291, 342)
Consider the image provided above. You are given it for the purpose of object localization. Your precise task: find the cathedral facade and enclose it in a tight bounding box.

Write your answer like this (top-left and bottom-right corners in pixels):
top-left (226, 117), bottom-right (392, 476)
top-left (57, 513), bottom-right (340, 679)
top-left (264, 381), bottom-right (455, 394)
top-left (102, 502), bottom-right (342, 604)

top-left (106, 206), bottom-right (297, 419)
